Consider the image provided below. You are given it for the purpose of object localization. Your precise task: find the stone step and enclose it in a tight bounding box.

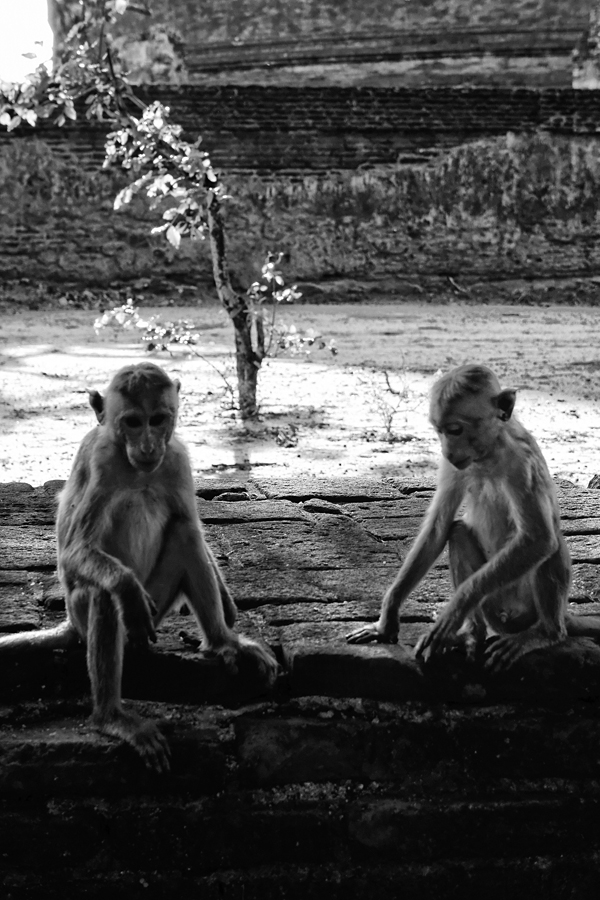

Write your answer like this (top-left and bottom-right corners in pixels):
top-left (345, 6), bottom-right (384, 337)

top-left (2, 479), bottom-right (600, 896)
top-left (2, 853), bottom-right (600, 900)
top-left (1, 699), bottom-right (600, 795)
top-left (1, 793), bottom-right (599, 867)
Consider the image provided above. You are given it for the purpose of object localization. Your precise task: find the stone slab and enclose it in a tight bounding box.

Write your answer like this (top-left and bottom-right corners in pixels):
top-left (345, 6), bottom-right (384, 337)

top-left (1, 478), bottom-right (600, 708)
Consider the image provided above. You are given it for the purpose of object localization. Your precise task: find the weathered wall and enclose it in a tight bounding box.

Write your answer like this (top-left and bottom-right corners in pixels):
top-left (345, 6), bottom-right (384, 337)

top-left (229, 133), bottom-right (600, 288)
top-left (2, 99), bottom-right (600, 298)
top-left (111, 0), bottom-right (590, 87)
top-left (117, 0), bottom-right (588, 42)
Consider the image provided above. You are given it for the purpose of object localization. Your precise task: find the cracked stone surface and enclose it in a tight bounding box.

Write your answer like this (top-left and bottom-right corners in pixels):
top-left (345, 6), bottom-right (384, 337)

top-left (2, 477), bottom-right (600, 898)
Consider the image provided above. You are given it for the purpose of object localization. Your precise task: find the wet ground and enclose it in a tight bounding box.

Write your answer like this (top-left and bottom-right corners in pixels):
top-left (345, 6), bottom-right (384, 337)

top-left (1, 301), bottom-right (600, 486)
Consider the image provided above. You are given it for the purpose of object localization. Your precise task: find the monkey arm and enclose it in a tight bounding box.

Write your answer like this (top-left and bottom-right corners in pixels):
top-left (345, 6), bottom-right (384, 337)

top-left (58, 477), bottom-right (157, 643)
top-left (381, 472), bottom-right (465, 624)
top-left (417, 465), bottom-right (559, 657)
top-left (347, 465), bottom-right (465, 644)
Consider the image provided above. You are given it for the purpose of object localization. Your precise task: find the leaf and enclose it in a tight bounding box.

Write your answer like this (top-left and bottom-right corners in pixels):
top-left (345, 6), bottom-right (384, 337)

top-left (166, 225), bottom-right (181, 248)
top-left (0, 112), bottom-right (11, 126)
top-left (114, 186), bottom-right (133, 209)
top-left (21, 52), bottom-right (37, 60)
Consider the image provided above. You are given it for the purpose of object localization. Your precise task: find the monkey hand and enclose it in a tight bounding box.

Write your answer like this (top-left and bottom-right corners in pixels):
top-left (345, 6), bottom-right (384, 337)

top-left (211, 634), bottom-right (279, 686)
top-left (120, 574), bottom-right (158, 648)
top-left (415, 606), bottom-right (464, 661)
top-left (346, 621), bottom-right (399, 644)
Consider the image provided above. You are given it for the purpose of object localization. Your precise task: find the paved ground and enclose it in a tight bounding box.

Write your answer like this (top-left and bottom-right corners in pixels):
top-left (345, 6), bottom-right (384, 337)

top-left (2, 475), bottom-right (600, 705)
top-left (2, 301), bottom-right (600, 486)
top-left (3, 298), bottom-right (600, 895)
top-left (2, 476), bottom-right (600, 897)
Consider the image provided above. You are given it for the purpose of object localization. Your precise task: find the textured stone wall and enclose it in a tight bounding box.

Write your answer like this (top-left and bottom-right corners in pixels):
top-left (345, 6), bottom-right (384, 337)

top-left (117, 0), bottom-right (589, 45)
top-left (2, 92), bottom-right (600, 299)
top-left (112, 0), bottom-right (590, 87)
top-left (6, 85), bottom-right (600, 171)
top-left (247, 133), bottom-right (600, 287)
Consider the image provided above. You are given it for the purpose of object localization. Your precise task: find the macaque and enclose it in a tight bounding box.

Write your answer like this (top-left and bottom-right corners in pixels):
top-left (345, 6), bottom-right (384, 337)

top-left (348, 364), bottom-right (600, 669)
top-left (0, 363), bottom-right (277, 771)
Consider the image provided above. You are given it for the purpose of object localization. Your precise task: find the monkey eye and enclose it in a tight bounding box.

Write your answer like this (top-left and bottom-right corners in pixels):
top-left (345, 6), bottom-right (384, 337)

top-left (445, 424), bottom-right (463, 437)
top-left (149, 414), bottom-right (168, 427)
top-left (123, 415), bottom-right (143, 429)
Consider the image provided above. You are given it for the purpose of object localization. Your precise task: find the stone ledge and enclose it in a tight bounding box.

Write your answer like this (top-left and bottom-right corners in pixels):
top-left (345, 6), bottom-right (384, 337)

top-left (2, 477), bottom-right (600, 708)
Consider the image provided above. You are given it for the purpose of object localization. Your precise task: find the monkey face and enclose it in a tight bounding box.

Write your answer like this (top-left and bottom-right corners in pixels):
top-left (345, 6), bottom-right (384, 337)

top-left (119, 410), bottom-right (174, 473)
top-left (437, 425), bottom-right (487, 469)
top-left (109, 387), bottom-right (179, 473)
top-left (431, 393), bottom-right (508, 470)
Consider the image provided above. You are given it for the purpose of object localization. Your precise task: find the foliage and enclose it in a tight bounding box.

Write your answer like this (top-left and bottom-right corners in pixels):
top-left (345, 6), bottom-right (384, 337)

top-left (0, 1), bottom-right (141, 130)
top-left (0, 0), bottom-right (335, 418)
top-left (359, 368), bottom-right (419, 444)
top-left (94, 252), bottom-right (336, 370)
top-left (0, 0), bottom-right (215, 241)
top-left (105, 100), bottom-right (221, 249)
top-left (94, 297), bottom-right (238, 405)
top-left (246, 254), bottom-right (336, 358)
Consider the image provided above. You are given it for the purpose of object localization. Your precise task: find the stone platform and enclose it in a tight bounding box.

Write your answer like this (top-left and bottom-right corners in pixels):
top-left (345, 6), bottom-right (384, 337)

top-left (1, 477), bottom-right (600, 898)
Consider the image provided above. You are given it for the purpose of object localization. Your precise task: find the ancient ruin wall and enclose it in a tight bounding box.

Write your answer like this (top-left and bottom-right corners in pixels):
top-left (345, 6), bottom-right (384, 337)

top-left (2, 85), bottom-right (600, 299)
top-left (116, 0), bottom-right (588, 43)
top-left (111, 0), bottom-right (590, 87)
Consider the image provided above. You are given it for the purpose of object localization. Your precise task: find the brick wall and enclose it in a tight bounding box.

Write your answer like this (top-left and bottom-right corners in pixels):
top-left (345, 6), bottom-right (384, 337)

top-left (2, 86), bottom-right (600, 298)
top-left (5, 85), bottom-right (600, 171)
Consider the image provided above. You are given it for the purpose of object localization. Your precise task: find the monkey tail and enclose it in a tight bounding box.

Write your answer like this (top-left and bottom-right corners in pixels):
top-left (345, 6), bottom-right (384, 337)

top-left (0, 621), bottom-right (81, 653)
top-left (565, 613), bottom-right (600, 641)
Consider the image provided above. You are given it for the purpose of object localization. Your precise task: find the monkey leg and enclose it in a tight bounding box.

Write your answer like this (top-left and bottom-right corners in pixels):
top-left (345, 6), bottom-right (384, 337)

top-left (205, 543), bottom-right (237, 628)
top-left (146, 522), bottom-right (278, 684)
top-left (417, 521), bottom-right (488, 661)
top-left (449, 521), bottom-right (489, 653)
top-left (448, 520), bottom-right (487, 588)
top-left (485, 551), bottom-right (569, 672)
top-left (87, 588), bottom-right (169, 773)
top-left (147, 524), bottom-right (236, 630)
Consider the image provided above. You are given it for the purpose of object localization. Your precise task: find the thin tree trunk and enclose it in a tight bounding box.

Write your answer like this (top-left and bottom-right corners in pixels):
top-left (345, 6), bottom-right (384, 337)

top-left (206, 192), bottom-right (263, 419)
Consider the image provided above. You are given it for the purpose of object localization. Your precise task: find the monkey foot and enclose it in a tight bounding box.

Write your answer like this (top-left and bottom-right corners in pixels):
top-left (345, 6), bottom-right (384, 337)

top-left (484, 631), bottom-right (557, 672)
top-left (94, 710), bottom-right (171, 774)
top-left (208, 635), bottom-right (279, 685)
top-left (236, 635), bottom-right (279, 685)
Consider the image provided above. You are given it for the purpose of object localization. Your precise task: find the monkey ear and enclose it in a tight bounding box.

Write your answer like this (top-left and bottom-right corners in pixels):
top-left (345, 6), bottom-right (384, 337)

top-left (496, 389), bottom-right (516, 421)
top-left (88, 390), bottom-right (105, 424)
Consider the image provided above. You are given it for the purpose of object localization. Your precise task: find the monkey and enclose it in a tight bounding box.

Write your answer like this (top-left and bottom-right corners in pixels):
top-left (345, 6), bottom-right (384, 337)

top-left (347, 363), bottom-right (600, 670)
top-left (0, 362), bottom-right (278, 771)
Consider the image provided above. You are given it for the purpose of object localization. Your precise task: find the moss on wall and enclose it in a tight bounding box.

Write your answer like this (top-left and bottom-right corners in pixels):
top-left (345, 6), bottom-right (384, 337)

top-left (225, 132), bottom-right (600, 285)
top-left (2, 132), bottom-right (600, 295)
